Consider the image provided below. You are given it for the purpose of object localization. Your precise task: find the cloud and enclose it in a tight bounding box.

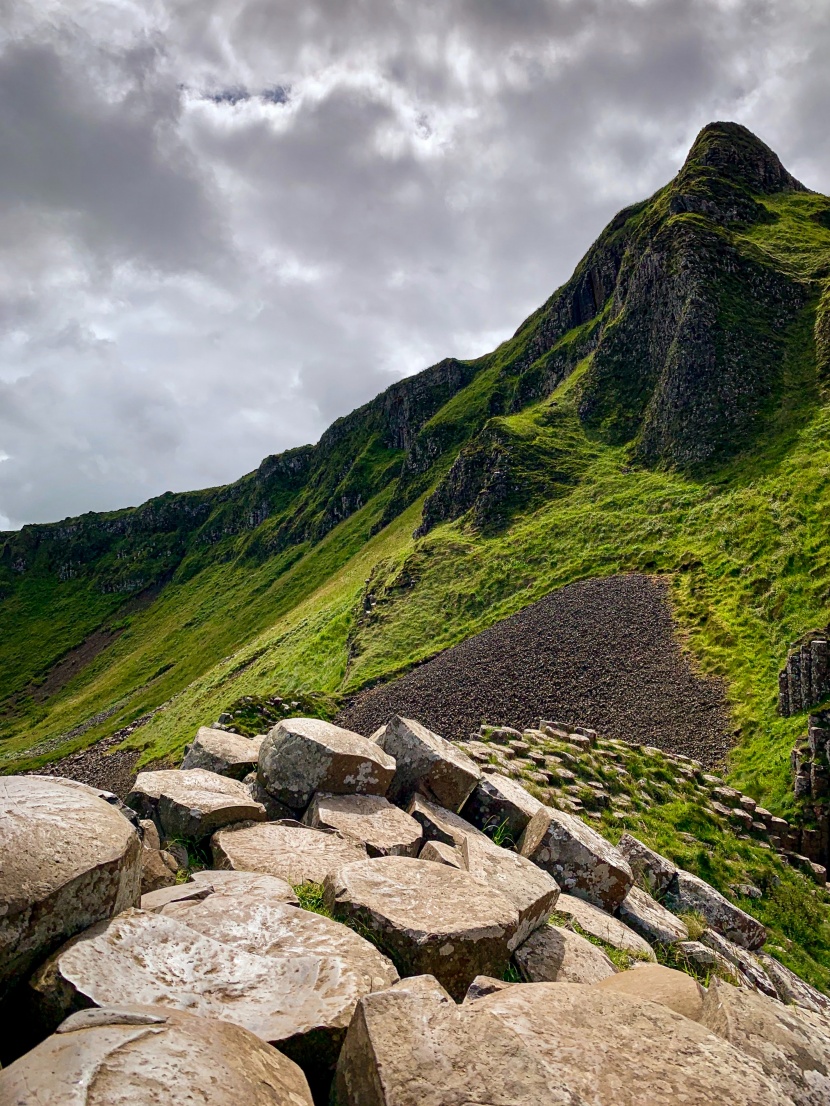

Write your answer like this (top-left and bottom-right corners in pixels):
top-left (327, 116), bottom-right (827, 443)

top-left (0, 0), bottom-right (828, 526)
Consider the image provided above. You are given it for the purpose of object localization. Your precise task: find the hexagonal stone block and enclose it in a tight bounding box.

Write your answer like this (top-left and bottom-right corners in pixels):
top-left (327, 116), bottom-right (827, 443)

top-left (618, 885), bottom-right (689, 945)
top-left (181, 727), bottom-right (263, 779)
top-left (519, 807), bottom-right (633, 911)
top-left (664, 868), bottom-right (766, 950)
top-left (555, 893), bottom-right (655, 960)
top-left (212, 820), bottom-right (368, 885)
top-left (303, 793), bottom-right (423, 857)
top-left (0, 776), bottom-right (142, 1002)
top-left (617, 833), bottom-right (678, 897)
top-left (324, 856), bottom-right (518, 1000)
top-left (374, 716), bottom-right (480, 810)
top-left (593, 964), bottom-right (706, 1022)
top-left (461, 771), bottom-right (544, 840)
top-left (127, 768), bottom-right (266, 839)
top-left (258, 718), bottom-right (396, 812)
top-left (0, 1005), bottom-right (314, 1106)
top-left (515, 924), bottom-right (617, 984)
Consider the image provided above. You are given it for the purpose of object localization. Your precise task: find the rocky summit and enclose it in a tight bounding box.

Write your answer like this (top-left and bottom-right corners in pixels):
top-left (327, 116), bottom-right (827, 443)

top-left (3, 122), bottom-right (830, 1100)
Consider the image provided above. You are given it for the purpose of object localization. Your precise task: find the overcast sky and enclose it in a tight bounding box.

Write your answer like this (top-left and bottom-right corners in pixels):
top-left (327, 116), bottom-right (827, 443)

top-left (0, 0), bottom-right (828, 529)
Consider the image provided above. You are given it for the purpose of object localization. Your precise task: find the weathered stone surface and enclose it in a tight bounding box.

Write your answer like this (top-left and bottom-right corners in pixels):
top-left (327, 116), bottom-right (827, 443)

top-left (334, 978), bottom-right (790, 1106)
top-left (30, 898), bottom-right (397, 1071)
top-left (140, 881), bottom-right (214, 912)
top-left (555, 892), bottom-right (655, 959)
top-left (419, 840), bottom-right (465, 867)
top-left (212, 821), bottom-right (368, 885)
top-left (258, 717), bottom-right (395, 812)
top-left (617, 833), bottom-right (678, 896)
top-left (665, 868), bottom-right (766, 950)
top-left (519, 807), bottom-right (633, 911)
top-left (618, 884), bottom-right (689, 945)
top-left (303, 793), bottom-right (422, 857)
top-left (407, 796), bottom-right (558, 947)
top-left (324, 856), bottom-right (519, 1000)
top-left (0, 776), bottom-right (141, 1003)
top-left (375, 715), bottom-right (480, 810)
top-left (127, 769), bottom-right (266, 839)
top-left (699, 929), bottom-right (778, 997)
top-left (593, 964), bottom-right (705, 1021)
top-left (189, 869), bottom-right (299, 901)
top-left (0, 1004), bottom-right (314, 1106)
top-left (756, 951), bottom-right (830, 1015)
top-left (244, 772), bottom-right (295, 820)
top-left (461, 772), bottom-right (544, 840)
top-left (515, 923), bottom-right (617, 984)
top-left (676, 941), bottom-right (742, 984)
top-left (28, 774), bottom-right (141, 831)
top-left (462, 975), bottom-right (515, 1002)
top-left (702, 977), bottom-right (830, 1106)
top-left (139, 847), bottom-right (179, 894)
top-left (181, 727), bottom-right (263, 779)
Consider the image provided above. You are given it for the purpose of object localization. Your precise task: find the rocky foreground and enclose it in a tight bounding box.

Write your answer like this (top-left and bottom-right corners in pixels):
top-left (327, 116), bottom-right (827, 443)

top-left (2, 714), bottom-right (830, 1104)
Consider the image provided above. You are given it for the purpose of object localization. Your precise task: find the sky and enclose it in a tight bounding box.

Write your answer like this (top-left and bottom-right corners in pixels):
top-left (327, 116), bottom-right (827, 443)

top-left (1, 0), bottom-right (828, 529)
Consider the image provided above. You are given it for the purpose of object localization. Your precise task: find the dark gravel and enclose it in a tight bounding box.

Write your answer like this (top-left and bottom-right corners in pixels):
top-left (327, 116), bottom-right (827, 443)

top-left (337, 574), bottom-right (732, 767)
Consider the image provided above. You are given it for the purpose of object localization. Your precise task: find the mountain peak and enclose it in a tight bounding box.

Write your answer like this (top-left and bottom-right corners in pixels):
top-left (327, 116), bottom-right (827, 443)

top-left (681, 121), bottom-right (807, 195)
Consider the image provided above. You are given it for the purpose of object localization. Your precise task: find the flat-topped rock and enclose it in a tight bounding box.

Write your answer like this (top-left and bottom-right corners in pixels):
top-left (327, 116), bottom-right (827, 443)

top-left (618, 885), bottom-right (689, 945)
top-left (699, 928), bottom-right (778, 996)
top-left (375, 715), bottom-right (480, 810)
top-left (127, 768), bottom-right (266, 839)
top-left (617, 834), bottom-right (678, 896)
top-left (756, 951), bottom-right (830, 1014)
top-left (30, 901), bottom-right (397, 1072)
top-left (515, 924), bottom-right (617, 984)
top-left (519, 806), bottom-right (633, 911)
top-left (702, 977), bottom-right (830, 1106)
top-left (555, 893), bottom-right (655, 959)
top-left (593, 964), bottom-right (705, 1021)
top-left (461, 772), bottom-right (544, 840)
top-left (0, 775), bottom-right (141, 1002)
top-left (0, 1004), bottom-right (314, 1106)
top-left (665, 867), bottom-right (766, 950)
top-left (212, 821), bottom-right (368, 885)
top-left (334, 978), bottom-right (791, 1106)
top-left (324, 856), bottom-right (519, 1000)
top-left (419, 840), bottom-right (465, 867)
top-left (304, 793), bottom-right (422, 857)
top-left (142, 870), bottom-right (299, 912)
top-left (27, 774), bottom-right (141, 831)
top-left (181, 727), bottom-right (263, 779)
top-left (258, 717), bottom-right (395, 812)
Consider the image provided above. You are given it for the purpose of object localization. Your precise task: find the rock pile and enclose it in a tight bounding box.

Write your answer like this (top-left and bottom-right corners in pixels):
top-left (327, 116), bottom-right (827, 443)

top-left (2, 712), bottom-right (830, 1104)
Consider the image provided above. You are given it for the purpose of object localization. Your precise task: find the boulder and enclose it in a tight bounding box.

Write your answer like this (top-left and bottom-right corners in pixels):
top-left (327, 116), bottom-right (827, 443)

top-left (142, 870), bottom-right (299, 912)
top-left (676, 941), bottom-right (742, 984)
top-left (374, 715), bottom-right (480, 810)
top-left (323, 856), bottom-right (519, 1000)
top-left (419, 840), bottom-right (465, 867)
top-left (303, 793), bottom-right (422, 857)
top-left (554, 892), bottom-right (655, 959)
top-left (407, 796), bottom-right (559, 947)
top-left (181, 727), bottom-right (263, 779)
top-left (756, 951), bottom-right (830, 1015)
top-left (515, 924), bottom-right (617, 984)
top-left (244, 772), bottom-right (295, 820)
top-left (618, 885), bottom-right (689, 945)
top-left (519, 807), bottom-right (633, 911)
top-left (28, 774), bottom-right (141, 831)
top-left (699, 929), bottom-right (778, 997)
top-left (141, 881), bottom-right (214, 912)
top-left (461, 772), bottom-right (544, 841)
top-left (127, 769), bottom-right (267, 839)
top-left (29, 899), bottom-right (397, 1073)
top-left (257, 718), bottom-right (395, 812)
top-left (0, 1004), bottom-right (314, 1106)
top-left (665, 868), bottom-right (766, 950)
top-left (593, 964), bottom-right (706, 1021)
top-left (616, 833), bottom-right (678, 896)
top-left (139, 847), bottom-right (179, 894)
top-left (0, 776), bottom-right (141, 1003)
top-left (334, 978), bottom-right (791, 1106)
top-left (702, 977), bottom-right (830, 1106)
top-left (212, 821), bottom-right (368, 885)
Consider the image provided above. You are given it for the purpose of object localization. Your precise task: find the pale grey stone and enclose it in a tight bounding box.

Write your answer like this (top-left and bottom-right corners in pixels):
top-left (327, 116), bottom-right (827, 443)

top-left (128, 768), bottom-right (267, 838)
top-left (303, 793), bottom-right (422, 857)
top-left (618, 885), bottom-right (689, 945)
top-left (212, 821), bottom-right (368, 885)
top-left (665, 868), bottom-right (766, 950)
top-left (181, 727), bottom-right (263, 779)
top-left (555, 892), bottom-right (655, 960)
top-left (375, 715), bottom-right (480, 810)
top-left (515, 924), bottom-right (617, 984)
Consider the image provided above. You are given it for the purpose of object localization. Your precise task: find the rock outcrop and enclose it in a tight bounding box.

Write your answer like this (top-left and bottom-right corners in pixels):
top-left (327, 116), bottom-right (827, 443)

top-left (127, 768), bottom-right (267, 839)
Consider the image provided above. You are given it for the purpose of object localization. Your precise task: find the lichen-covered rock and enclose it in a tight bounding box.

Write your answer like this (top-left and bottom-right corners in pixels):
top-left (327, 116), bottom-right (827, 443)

top-left (419, 840), bottom-right (465, 867)
top-left (702, 977), bottom-right (830, 1106)
top-left (0, 776), bottom-right (142, 1002)
top-left (375, 715), bottom-right (480, 810)
top-left (0, 1004), bottom-right (314, 1106)
top-left (142, 870), bottom-right (299, 912)
top-left (181, 727), bottom-right (263, 779)
top-left (212, 821), bottom-right (368, 885)
top-left (593, 964), bottom-right (706, 1022)
top-left (303, 793), bottom-right (422, 857)
top-left (617, 833), bottom-right (678, 897)
top-left (756, 951), bottom-right (830, 1015)
top-left (461, 772), bottom-right (544, 840)
top-left (618, 885), bottom-right (689, 945)
top-left (28, 774), bottom-right (141, 831)
top-left (127, 769), bottom-right (267, 839)
top-left (334, 976), bottom-right (791, 1106)
top-left (676, 941), bottom-right (742, 984)
top-left (323, 856), bottom-right (519, 1000)
top-left (257, 717), bottom-right (396, 812)
top-left (665, 868), bottom-right (766, 950)
top-left (554, 892), bottom-right (655, 960)
top-left (515, 924), bottom-right (617, 984)
top-left (699, 929), bottom-right (778, 997)
top-left (519, 806), bottom-right (633, 911)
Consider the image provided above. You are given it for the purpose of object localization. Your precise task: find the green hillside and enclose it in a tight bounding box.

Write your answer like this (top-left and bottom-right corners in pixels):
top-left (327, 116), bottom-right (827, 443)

top-left (2, 120), bottom-right (829, 831)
